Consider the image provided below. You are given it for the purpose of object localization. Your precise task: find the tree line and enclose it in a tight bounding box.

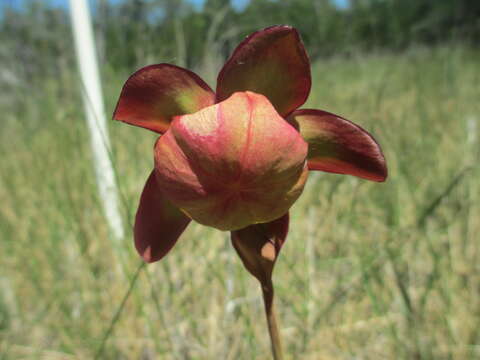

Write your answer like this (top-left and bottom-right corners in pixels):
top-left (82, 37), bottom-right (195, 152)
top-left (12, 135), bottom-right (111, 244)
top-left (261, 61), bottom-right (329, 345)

top-left (1, 0), bottom-right (479, 86)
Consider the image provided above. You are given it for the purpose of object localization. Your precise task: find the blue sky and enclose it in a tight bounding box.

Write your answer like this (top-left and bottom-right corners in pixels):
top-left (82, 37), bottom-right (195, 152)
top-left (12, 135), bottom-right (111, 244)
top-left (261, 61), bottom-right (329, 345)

top-left (5, 0), bottom-right (349, 12)
top-left (6, 0), bottom-right (250, 11)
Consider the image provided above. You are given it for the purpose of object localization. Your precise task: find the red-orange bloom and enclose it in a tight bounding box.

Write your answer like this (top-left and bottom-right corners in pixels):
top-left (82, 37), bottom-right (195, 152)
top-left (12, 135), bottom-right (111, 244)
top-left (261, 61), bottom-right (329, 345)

top-left (113, 25), bottom-right (387, 263)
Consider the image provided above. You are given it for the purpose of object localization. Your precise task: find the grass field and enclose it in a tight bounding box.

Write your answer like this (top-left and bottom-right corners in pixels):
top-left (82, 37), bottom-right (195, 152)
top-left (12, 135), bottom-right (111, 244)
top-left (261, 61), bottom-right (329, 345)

top-left (1, 46), bottom-right (479, 359)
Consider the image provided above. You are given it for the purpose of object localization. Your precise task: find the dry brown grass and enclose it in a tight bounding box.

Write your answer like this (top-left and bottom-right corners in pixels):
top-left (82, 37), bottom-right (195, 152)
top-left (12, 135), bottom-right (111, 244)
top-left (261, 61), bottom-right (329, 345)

top-left (1, 46), bottom-right (479, 359)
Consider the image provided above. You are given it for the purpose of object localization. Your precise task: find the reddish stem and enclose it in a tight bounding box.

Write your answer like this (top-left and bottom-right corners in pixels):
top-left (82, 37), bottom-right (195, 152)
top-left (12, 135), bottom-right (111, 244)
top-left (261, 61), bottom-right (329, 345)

top-left (261, 280), bottom-right (284, 360)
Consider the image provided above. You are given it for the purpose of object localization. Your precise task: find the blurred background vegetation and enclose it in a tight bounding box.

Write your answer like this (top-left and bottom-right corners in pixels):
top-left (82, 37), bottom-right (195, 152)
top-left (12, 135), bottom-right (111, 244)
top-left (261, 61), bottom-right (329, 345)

top-left (1, 0), bottom-right (479, 359)
top-left (2, 0), bottom-right (480, 84)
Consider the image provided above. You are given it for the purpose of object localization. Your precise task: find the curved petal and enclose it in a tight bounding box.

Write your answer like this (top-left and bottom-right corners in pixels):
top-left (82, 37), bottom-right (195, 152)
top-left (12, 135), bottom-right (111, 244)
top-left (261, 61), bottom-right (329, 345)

top-left (288, 109), bottom-right (387, 182)
top-left (134, 171), bottom-right (191, 263)
top-left (216, 25), bottom-right (311, 117)
top-left (113, 64), bottom-right (215, 134)
top-left (231, 213), bottom-right (289, 284)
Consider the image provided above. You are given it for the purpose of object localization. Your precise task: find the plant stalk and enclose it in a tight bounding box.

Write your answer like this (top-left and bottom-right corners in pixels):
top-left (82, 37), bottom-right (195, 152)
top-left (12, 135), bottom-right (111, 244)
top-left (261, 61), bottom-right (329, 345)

top-left (261, 280), bottom-right (284, 360)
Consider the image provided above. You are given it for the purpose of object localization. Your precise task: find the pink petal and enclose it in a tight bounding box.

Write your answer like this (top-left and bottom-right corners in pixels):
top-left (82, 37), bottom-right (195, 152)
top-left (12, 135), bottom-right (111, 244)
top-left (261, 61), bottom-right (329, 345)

top-left (134, 171), bottom-right (191, 263)
top-left (216, 25), bottom-right (311, 117)
top-left (154, 91), bottom-right (308, 231)
top-left (288, 109), bottom-right (387, 182)
top-left (113, 64), bottom-right (215, 134)
top-left (231, 213), bottom-right (289, 284)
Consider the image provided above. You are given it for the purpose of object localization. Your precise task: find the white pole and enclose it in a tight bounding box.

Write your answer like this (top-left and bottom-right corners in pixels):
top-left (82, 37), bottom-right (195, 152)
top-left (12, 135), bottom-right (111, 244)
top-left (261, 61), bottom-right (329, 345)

top-left (69, 0), bottom-right (124, 241)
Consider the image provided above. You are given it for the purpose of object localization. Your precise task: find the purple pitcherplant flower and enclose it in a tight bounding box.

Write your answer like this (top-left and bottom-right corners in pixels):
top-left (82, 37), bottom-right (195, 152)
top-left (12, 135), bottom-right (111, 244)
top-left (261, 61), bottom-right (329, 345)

top-left (113, 25), bottom-right (387, 280)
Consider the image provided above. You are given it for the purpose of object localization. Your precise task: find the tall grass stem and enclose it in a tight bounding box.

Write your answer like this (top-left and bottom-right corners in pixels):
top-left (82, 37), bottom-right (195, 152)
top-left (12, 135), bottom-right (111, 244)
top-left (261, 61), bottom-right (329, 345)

top-left (94, 262), bottom-right (145, 359)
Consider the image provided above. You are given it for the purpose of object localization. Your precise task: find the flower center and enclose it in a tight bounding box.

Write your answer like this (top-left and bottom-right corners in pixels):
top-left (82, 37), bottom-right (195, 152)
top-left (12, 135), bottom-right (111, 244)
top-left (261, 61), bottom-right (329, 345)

top-left (154, 91), bottom-right (308, 231)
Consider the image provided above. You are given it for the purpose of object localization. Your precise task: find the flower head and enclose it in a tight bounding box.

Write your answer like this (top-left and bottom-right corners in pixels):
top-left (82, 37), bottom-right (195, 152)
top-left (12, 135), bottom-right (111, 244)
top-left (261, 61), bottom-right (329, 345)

top-left (155, 91), bottom-right (308, 231)
top-left (113, 25), bottom-right (387, 265)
